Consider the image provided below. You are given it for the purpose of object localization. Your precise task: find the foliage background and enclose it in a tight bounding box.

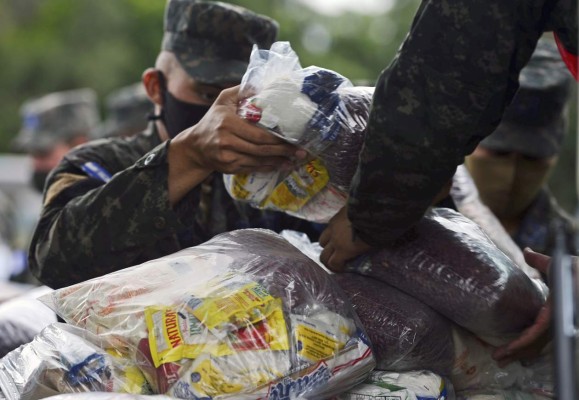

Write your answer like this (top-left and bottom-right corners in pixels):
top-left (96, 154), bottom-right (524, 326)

top-left (0, 0), bottom-right (576, 211)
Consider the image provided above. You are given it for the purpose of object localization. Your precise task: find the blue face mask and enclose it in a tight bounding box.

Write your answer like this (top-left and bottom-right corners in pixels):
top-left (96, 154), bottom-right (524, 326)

top-left (155, 71), bottom-right (210, 139)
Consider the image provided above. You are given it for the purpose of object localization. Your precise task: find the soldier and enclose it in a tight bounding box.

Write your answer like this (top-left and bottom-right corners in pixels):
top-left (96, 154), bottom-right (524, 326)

top-left (319, 0), bottom-right (577, 271)
top-left (465, 39), bottom-right (575, 256)
top-left (28, 0), bottom-right (317, 289)
top-left (92, 83), bottom-right (153, 139)
top-left (11, 89), bottom-right (99, 193)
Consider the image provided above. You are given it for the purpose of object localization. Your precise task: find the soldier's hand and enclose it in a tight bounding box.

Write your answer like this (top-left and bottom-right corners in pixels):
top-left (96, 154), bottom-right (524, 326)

top-left (492, 248), bottom-right (552, 367)
top-left (319, 207), bottom-right (373, 272)
top-left (172, 85), bottom-right (305, 175)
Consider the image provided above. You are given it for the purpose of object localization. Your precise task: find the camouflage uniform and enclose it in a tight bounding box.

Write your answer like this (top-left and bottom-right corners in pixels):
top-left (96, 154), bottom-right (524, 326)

top-left (91, 83), bottom-right (153, 139)
top-left (28, 1), bottom-right (321, 289)
top-left (474, 39), bottom-right (576, 256)
top-left (348, 0), bottom-right (577, 246)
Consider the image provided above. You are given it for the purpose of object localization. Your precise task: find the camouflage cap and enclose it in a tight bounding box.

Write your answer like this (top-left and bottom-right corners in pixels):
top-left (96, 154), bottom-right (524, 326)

top-left (12, 88), bottom-right (100, 153)
top-left (91, 83), bottom-right (153, 139)
top-left (162, 0), bottom-right (278, 85)
top-left (480, 38), bottom-right (574, 158)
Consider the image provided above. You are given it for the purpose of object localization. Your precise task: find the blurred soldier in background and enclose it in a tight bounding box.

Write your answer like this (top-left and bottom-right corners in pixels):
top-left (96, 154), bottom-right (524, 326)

top-left (465, 39), bottom-right (575, 256)
top-left (92, 83), bottom-right (153, 139)
top-left (29, 0), bottom-right (317, 289)
top-left (11, 88), bottom-right (100, 193)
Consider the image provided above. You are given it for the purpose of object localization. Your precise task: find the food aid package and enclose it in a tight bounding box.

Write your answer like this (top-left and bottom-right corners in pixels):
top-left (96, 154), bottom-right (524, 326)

top-left (348, 208), bottom-right (547, 346)
top-left (280, 231), bottom-right (455, 376)
top-left (450, 326), bottom-right (553, 395)
top-left (337, 370), bottom-right (453, 400)
top-left (37, 229), bottom-right (374, 399)
top-left (280, 230), bottom-right (553, 394)
top-left (43, 394), bottom-right (173, 400)
top-left (456, 390), bottom-right (552, 400)
top-left (450, 165), bottom-right (541, 280)
top-left (224, 41), bottom-right (373, 223)
top-left (333, 273), bottom-right (455, 376)
top-left (0, 323), bottom-right (151, 400)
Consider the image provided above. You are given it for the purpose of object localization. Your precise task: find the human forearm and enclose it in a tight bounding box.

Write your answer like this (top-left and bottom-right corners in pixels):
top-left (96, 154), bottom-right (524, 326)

top-left (29, 161), bottom-right (197, 288)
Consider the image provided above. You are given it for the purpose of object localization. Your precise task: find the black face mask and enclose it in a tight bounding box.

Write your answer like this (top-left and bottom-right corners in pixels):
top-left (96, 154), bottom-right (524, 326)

top-left (154, 71), bottom-right (210, 139)
top-left (31, 170), bottom-right (49, 193)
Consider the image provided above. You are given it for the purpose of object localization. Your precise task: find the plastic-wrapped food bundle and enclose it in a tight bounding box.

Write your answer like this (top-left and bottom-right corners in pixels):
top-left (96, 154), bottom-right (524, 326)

top-left (337, 370), bottom-right (453, 400)
top-left (456, 390), bottom-right (552, 399)
top-left (450, 326), bottom-right (553, 394)
top-left (43, 394), bottom-right (173, 400)
top-left (36, 229), bottom-right (374, 399)
top-left (224, 41), bottom-right (373, 223)
top-left (333, 273), bottom-right (454, 376)
top-left (0, 323), bottom-right (151, 400)
top-left (349, 208), bottom-right (546, 346)
top-left (450, 165), bottom-right (541, 280)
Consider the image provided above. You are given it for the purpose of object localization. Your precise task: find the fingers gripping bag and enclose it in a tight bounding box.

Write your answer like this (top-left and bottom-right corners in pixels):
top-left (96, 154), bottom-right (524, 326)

top-left (280, 231), bottom-right (455, 376)
top-left (347, 208), bottom-right (547, 347)
top-left (0, 323), bottom-right (151, 400)
top-left (224, 41), bottom-right (373, 223)
top-left (38, 229), bottom-right (375, 399)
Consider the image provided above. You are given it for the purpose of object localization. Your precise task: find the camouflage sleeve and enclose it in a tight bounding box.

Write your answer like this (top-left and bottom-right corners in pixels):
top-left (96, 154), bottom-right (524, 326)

top-left (348, 0), bottom-right (577, 246)
top-left (28, 142), bottom-right (197, 288)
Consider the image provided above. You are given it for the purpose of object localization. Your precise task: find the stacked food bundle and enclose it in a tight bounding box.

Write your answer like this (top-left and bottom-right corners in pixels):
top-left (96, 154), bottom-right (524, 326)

top-left (224, 41), bottom-right (373, 223)
top-left (0, 229), bottom-right (374, 400)
top-left (283, 208), bottom-right (552, 396)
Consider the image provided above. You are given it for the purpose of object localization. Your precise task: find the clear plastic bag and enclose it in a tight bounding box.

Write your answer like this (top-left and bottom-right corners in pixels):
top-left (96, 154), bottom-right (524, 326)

top-left (0, 323), bottom-right (151, 400)
top-left (36, 229), bottom-right (374, 399)
top-left (224, 42), bottom-right (373, 223)
top-left (348, 208), bottom-right (547, 347)
top-left (338, 370), bottom-right (454, 400)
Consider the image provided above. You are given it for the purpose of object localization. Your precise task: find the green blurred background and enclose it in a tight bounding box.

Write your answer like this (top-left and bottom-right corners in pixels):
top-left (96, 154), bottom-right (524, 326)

top-left (0, 0), bottom-right (576, 211)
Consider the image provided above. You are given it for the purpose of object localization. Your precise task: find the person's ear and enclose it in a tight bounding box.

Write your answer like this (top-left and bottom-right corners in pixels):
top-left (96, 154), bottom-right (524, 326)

top-left (142, 68), bottom-right (163, 106)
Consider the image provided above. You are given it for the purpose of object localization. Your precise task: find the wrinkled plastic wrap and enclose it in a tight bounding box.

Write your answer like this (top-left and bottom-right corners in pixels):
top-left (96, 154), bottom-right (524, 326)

top-left (450, 326), bottom-right (553, 395)
top-left (450, 165), bottom-right (541, 280)
top-left (456, 390), bottom-right (552, 399)
top-left (0, 323), bottom-right (151, 400)
top-left (44, 394), bottom-right (172, 400)
top-left (32, 229), bottom-right (374, 399)
top-left (0, 286), bottom-right (57, 358)
top-left (280, 230), bottom-right (553, 394)
top-left (337, 370), bottom-right (453, 400)
top-left (333, 273), bottom-right (454, 376)
top-left (348, 208), bottom-right (547, 346)
top-left (224, 41), bottom-right (373, 223)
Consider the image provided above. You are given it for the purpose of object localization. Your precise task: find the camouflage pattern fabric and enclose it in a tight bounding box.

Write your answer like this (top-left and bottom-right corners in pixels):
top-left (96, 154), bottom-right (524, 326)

top-left (162, 0), bottom-right (278, 84)
top-left (28, 125), bottom-right (323, 289)
top-left (12, 88), bottom-right (100, 153)
top-left (513, 188), bottom-right (576, 256)
top-left (348, 0), bottom-right (577, 246)
top-left (479, 38), bottom-right (574, 159)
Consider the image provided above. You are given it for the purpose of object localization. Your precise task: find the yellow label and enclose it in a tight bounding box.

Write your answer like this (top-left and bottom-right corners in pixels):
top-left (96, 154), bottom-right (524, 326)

top-left (265, 159), bottom-right (329, 212)
top-left (144, 293), bottom-right (287, 368)
top-left (190, 358), bottom-right (246, 396)
top-left (121, 365), bottom-right (149, 394)
top-left (144, 306), bottom-right (232, 368)
top-left (230, 174), bottom-right (251, 200)
top-left (295, 323), bottom-right (344, 362)
top-left (105, 349), bottom-right (150, 394)
top-left (190, 282), bottom-right (275, 331)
